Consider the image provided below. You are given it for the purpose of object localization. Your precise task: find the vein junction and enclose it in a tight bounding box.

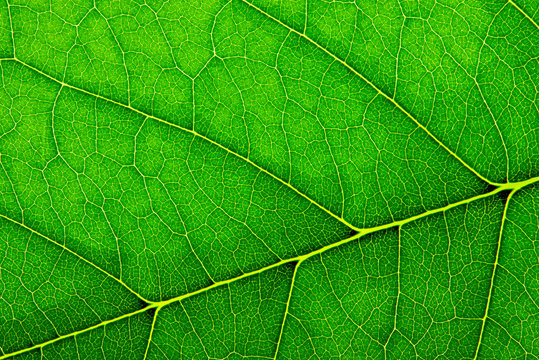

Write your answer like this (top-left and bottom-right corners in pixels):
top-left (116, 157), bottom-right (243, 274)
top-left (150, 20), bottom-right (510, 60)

top-left (0, 0), bottom-right (537, 354)
top-left (0, 174), bottom-right (537, 359)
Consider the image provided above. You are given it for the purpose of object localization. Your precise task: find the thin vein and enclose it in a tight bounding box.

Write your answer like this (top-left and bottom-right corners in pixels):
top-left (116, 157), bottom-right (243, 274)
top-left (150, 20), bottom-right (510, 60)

top-left (5, 0), bottom-right (14, 57)
top-left (2, 174), bottom-right (538, 360)
top-left (0, 213), bottom-right (150, 304)
top-left (2, 58), bottom-right (361, 233)
top-left (473, 188), bottom-right (514, 359)
top-left (0, 3), bottom-right (537, 356)
top-left (0, 306), bottom-right (152, 360)
top-left (239, 0), bottom-right (500, 187)
top-left (152, 175), bottom-right (538, 310)
top-left (273, 262), bottom-right (299, 359)
top-left (142, 308), bottom-right (160, 360)
top-left (93, 7), bottom-right (131, 106)
top-left (488, 317), bottom-right (530, 354)
top-left (422, 6), bottom-right (510, 181)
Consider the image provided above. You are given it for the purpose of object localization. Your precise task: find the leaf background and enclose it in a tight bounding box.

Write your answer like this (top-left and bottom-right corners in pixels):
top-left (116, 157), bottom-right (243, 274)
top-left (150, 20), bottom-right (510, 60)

top-left (0, 0), bottom-right (537, 358)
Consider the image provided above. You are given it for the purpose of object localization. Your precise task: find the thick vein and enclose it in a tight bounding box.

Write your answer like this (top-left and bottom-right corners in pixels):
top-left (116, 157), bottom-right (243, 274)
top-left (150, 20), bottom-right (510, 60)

top-left (473, 187), bottom-right (514, 359)
top-left (508, 0), bottom-right (539, 29)
top-left (1, 58), bottom-right (361, 233)
top-left (0, 213), bottom-right (150, 304)
top-left (239, 0), bottom-right (500, 187)
top-left (0, 2), bottom-right (536, 356)
top-left (3, 175), bottom-right (538, 360)
top-left (0, 306), bottom-right (152, 360)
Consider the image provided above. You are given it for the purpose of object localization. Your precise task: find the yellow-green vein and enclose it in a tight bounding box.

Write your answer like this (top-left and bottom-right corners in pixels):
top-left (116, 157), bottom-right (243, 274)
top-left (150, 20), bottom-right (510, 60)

top-left (239, 0), bottom-right (503, 187)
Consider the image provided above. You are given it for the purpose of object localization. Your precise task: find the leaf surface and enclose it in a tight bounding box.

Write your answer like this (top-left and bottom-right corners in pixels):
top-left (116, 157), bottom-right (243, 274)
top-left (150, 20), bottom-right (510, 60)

top-left (0, 0), bottom-right (537, 358)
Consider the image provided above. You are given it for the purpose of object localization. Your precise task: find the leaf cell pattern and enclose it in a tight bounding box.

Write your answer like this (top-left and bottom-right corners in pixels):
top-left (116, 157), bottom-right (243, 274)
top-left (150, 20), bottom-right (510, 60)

top-left (0, 0), bottom-right (537, 358)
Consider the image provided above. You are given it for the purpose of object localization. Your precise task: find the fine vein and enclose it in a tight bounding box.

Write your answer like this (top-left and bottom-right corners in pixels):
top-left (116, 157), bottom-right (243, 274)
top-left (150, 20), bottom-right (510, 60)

top-left (0, 213), bottom-right (150, 304)
top-left (2, 175), bottom-right (537, 360)
top-left (273, 262), bottom-right (299, 359)
top-left (1, 58), bottom-right (361, 233)
top-left (240, 0), bottom-right (501, 187)
top-left (472, 187), bottom-right (514, 359)
top-left (508, 0), bottom-right (539, 29)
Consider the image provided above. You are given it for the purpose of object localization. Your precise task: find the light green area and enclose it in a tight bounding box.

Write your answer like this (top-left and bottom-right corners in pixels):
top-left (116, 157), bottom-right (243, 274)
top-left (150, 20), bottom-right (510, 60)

top-left (247, 0), bottom-right (539, 183)
top-left (0, 60), bottom-right (352, 302)
top-left (0, 0), bottom-right (537, 358)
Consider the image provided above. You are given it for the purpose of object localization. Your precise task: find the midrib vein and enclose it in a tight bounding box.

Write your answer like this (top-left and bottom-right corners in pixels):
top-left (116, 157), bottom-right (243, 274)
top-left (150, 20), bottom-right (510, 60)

top-left (0, 58), bottom-right (360, 233)
top-left (0, 3), bottom-right (535, 356)
top-left (239, 0), bottom-right (500, 187)
top-left (2, 175), bottom-right (537, 360)
top-left (0, 307), bottom-right (151, 360)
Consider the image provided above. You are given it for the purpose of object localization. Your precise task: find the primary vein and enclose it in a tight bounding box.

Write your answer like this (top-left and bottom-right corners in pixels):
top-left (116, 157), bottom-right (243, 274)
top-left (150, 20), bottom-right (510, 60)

top-left (2, 175), bottom-right (537, 360)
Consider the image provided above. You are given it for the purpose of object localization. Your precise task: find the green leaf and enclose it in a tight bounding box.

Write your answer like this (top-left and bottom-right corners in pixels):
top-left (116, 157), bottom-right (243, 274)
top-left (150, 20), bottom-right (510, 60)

top-left (0, 0), bottom-right (537, 358)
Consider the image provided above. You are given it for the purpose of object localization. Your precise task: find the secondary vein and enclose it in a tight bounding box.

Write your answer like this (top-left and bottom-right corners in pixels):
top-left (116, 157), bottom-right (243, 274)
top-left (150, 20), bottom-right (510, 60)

top-left (1, 58), bottom-right (360, 233)
top-left (473, 187), bottom-right (514, 359)
top-left (0, 213), bottom-right (151, 304)
top-left (508, 0), bottom-right (539, 29)
top-left (239, 0), bottom-right (501, 187)
top-left (3, 176), bottom-right (536, 360)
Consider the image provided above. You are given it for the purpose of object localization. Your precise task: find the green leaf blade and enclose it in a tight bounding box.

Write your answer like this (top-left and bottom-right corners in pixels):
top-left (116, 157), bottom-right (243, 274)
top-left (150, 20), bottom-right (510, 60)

top-left (0, 0), bottom-right (537, 358)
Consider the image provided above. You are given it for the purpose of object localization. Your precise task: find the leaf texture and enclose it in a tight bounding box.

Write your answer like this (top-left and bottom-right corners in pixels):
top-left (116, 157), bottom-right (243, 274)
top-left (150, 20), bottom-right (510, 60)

top-left (0, 0), bottom-right (537, 358)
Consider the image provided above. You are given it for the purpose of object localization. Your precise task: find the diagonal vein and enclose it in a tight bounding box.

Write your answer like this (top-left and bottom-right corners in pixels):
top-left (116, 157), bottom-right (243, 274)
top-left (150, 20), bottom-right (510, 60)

top-left (0, 213), bottom-right (150, 304)
top-left (142, 308), bottom-right (160, 360)
top-left (0, 58), bottom-right (360, 233)
top-left (0, 2), bottom-right (536, 356)
top-left (239, 0), bottom-right (501, 187)
top-left (508, 0), bottom-right (539, 29)
top-left (0, 306), bottom-right (152, 360)
top-left (3, 175), bottom-right (537, 360)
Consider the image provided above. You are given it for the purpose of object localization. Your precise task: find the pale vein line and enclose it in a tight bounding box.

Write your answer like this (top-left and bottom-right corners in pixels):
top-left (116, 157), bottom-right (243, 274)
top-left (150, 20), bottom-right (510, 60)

top-left (508, 0), bottom-right (539, 29)
top-left (0, 213), bottom-right (150, 304)
top-left (142, 308), bottom-right (160, 360)
top-left (384, 225), bottom-right (402, 350)
top-left (239, 0), bottom-right (500, 187)
top-left (488, 317), bottom-right (530, 354)
top-left (5, 0), bottom-right (14, 58)
top-left (0, 58), bottom-right (361, 233)
top-left (473, 188), bottom-right (514, 359)
top-left (3, 176), bottom-right (537, 360)
top-left (273, 262), bottom-right (299, 359)
top-left (0, 3), bottom-right (536, 356)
